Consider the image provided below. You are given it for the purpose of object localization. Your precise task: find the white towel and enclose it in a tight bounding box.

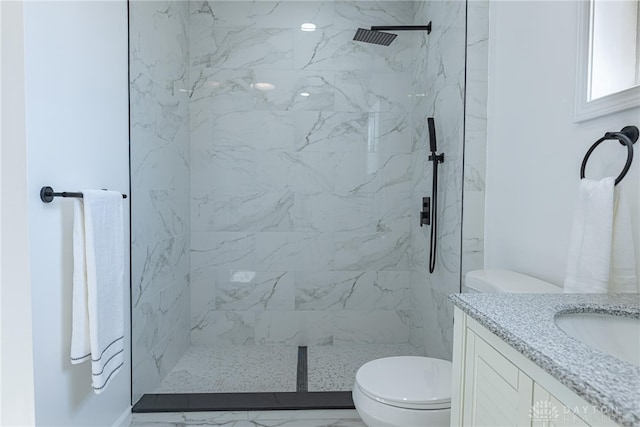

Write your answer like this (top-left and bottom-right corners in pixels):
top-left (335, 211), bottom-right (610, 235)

top-left (70, 190), bottom-right (125, 394)
top-left (609, 188), bottom-right (638, 292)
top-left (564, 178), bottom-right (615, 293)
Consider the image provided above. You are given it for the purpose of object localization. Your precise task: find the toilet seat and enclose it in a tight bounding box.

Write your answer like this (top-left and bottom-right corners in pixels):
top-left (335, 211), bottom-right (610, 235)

top-left (355, 356), bottom-right (452, 410)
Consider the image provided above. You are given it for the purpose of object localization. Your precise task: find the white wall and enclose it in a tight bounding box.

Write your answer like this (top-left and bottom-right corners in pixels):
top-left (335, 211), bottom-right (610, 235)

top-left (1, 1), bottom-right (36, 425)
top-left (23, 1), bottom-right (131, 425)
top-left (484, 1), bottom-right (640, 286)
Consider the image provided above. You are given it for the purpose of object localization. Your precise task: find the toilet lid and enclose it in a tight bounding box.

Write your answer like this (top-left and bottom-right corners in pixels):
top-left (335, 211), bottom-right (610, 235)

top-left (355, 356), bottom-right (452, 410)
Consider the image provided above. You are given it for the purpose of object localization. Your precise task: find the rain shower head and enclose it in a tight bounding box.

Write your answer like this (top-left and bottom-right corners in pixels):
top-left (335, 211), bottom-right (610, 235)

top-left (353, 28), bottom-right (398, 46)
top-left (352, 22), bottom-right (432, 46)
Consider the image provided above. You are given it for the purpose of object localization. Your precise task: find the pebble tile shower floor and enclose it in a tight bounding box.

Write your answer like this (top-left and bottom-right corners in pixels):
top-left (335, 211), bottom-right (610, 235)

top-left (155, 343), bottom-right (419, 393)
top-left (155, 345), bottom-right (298, 393)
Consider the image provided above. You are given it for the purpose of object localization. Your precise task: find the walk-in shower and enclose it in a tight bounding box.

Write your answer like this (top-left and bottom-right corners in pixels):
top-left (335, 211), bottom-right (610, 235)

top-left (129, 0), bottom-right (467, 412)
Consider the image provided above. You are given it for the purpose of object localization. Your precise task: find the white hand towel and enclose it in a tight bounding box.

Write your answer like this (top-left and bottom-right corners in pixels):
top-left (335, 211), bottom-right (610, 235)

top-left (70, 190), bottom-right (125, 394)
top-left (564, 178), bottom-right (614, 293)
top-left (609, 188), bottom-right (638, 292)
top-left (71, 199), bottom-right (91, 363)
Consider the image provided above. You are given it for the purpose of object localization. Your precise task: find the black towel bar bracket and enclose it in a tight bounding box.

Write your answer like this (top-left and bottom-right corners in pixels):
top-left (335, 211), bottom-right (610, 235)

top-left (580, 125), bottom-right (638, 186)
top-left (40, 186), bottom-right (127, 203)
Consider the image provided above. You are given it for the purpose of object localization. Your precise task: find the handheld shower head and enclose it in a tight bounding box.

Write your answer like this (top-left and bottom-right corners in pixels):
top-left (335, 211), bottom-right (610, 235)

top-left (427, 117), bottom-right (437, 153)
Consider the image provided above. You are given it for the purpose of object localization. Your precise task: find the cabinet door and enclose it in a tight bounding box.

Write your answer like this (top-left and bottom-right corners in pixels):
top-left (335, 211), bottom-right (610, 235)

top-left (531, 382), bottom-right (626, 427)
top-left (532, 383), bottom-right (590, 427)
top-left (462, 329), bottom-right (533, 427)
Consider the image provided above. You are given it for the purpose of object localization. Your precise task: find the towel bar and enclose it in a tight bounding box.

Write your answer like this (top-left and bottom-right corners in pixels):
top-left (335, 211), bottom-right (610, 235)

top-left (40, 186), bottom-right (127, 203)
top-left (580, 125), bottom-right (638, 186)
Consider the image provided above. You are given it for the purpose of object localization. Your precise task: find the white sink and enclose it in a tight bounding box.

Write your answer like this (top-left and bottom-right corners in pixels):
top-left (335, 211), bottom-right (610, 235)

top-left (554, 313), bottom-right (640, 367)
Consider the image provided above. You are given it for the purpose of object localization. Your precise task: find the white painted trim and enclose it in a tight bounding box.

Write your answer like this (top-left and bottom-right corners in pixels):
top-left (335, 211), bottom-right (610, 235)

top-left (574, 0), bottom-right (640, 122)
top-left (1, 2), bottom-right (3, 422)
top-left (0, 1), bottom-right (36, 425)
top-left (450, 307), bottom-right (466, 427)
top-left (111, 407), bottom-right (131, 427)
top-left (0, 3), bottom-right (3, 420)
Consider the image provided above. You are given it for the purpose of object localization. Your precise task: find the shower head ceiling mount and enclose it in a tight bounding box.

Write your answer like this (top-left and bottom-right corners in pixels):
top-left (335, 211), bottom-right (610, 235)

top-left (353, 22), bottom-right (432, 46)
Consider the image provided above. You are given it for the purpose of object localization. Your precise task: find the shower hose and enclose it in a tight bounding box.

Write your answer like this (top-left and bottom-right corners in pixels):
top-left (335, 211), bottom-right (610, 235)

top-left (429, 156), bottom-right (439, 274)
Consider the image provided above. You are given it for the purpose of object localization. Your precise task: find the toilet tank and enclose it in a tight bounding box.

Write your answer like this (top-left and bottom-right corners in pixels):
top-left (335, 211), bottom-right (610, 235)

top-left (464, 269), bottom-right (562, 293)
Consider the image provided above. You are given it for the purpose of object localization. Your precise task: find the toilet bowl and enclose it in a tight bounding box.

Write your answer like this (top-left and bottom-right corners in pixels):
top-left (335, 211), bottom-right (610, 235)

top-left (353, 269), bottom-right (561, 427)
top-left (352, 356), bottom-right (451, 427)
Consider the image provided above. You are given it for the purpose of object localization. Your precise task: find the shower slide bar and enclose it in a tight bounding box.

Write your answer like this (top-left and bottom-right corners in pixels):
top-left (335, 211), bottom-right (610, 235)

top-left (40, 186), bottom-right (127, 203)
top-left (580, 125), bottom-right (638, 186)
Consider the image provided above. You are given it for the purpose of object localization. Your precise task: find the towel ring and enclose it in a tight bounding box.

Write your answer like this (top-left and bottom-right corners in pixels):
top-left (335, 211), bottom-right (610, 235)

top-left (580, 126), bottom-right (638, 186)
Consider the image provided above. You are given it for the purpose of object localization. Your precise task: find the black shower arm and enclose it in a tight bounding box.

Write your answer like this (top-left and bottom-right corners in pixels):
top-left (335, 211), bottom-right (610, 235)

top-left (371, 23), bottom-right (432, 33)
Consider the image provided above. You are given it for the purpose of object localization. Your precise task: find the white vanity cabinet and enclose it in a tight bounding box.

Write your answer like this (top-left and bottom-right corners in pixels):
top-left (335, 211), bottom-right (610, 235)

top-left (451, 307), bottom-right (618, 427)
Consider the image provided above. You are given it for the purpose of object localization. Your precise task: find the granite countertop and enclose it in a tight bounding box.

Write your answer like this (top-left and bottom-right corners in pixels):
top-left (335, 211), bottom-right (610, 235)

top-left (449, 293), bottom-right (640, 427)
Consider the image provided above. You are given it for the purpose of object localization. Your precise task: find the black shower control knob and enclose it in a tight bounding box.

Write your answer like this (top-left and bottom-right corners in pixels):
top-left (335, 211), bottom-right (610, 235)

top-left (420, 197), bottom-right (430, 227)
top-left (420, 211), bottom-right (430, 227)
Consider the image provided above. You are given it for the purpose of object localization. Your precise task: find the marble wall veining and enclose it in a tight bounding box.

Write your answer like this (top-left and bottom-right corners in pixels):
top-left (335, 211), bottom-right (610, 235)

top-left (130, 0), bottom-right (191, 402)
top-left (462, 0), bottom-right (489, 284)
top-left (408, 0), bottom-right (467, 360)
top-left (188, 1), bottom-right (419, 347)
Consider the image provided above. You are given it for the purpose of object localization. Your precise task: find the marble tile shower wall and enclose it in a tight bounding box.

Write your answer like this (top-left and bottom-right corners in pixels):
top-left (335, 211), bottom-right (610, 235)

top-left (188, 1), bottom-right (420, 346)
top-left (462, 1), bottom-right (489, 281)
top-left (130, 1), bottom-right (191, 401)
top-left (408, 0), bottom-right (466, 360)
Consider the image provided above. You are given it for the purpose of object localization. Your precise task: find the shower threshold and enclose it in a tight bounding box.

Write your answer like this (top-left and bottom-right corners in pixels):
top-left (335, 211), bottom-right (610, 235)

top-left (131, 391), bottom-right (354, 413)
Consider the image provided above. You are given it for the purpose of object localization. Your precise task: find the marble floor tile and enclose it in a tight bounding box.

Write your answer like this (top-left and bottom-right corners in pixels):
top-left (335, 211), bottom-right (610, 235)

top-left (130, 410), bottom-right (366, 427)
top-left (307, 343), bottom-right (420, 392)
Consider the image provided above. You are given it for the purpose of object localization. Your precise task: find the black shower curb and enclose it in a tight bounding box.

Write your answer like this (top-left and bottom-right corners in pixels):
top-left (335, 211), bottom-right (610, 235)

top-left (131, 391), bottom-right (355, 413)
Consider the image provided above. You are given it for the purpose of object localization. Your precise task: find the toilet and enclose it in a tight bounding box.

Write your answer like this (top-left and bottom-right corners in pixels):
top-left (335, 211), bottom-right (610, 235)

top-left (352, 269), bottom-right (562, 427)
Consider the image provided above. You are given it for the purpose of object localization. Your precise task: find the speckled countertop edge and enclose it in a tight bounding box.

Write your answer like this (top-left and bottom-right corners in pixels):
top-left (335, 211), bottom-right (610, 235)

top-left (449, 293), bottom-right (640, 427)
